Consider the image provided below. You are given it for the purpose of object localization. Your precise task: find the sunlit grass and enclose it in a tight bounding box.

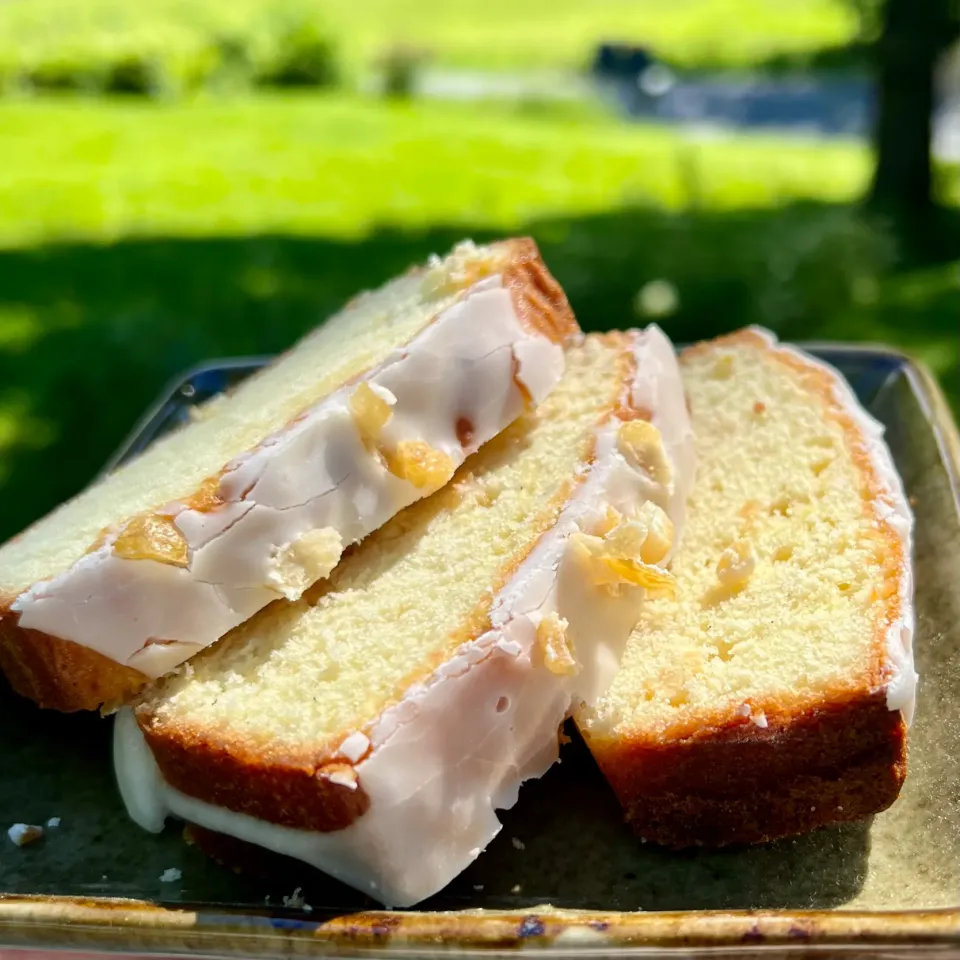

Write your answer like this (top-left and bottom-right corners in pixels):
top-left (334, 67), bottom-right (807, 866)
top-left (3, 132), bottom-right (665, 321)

top-left (320, 0), bottom-right (857, 70)
top-left (0, 94), bottom-right (871, 248)
top-left (0, 0), bottom-right (857, 73)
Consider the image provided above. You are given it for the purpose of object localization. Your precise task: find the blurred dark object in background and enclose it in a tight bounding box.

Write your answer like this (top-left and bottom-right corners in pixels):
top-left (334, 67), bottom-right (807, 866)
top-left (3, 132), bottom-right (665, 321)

top-left (591, 43), bottom-right (656, 80)
top-left (869, 0), bottom-right (959, 220)
top-left (377, 44), bottom-right (431, 100)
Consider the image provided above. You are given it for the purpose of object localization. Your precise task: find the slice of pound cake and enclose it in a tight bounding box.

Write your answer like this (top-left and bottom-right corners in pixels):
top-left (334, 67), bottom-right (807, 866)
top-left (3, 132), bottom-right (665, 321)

top-left (578, 327), bottom-right (915, 847)
top-left (113, 328), bottom-right (696, 907)
top-left (0, 239), bottom-right (577, 713)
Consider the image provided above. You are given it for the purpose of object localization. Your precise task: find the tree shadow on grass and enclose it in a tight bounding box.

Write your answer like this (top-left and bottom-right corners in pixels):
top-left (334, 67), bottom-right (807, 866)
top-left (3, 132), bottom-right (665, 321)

top-left (0, 200), bottom-right (956, 540)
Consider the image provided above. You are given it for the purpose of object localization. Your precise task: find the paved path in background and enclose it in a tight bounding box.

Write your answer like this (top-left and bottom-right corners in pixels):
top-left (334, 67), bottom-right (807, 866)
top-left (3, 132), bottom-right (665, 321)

top-left (615, 75), bottom-right (873, 137)
top-left (417, 68), bottom-right (960, 161)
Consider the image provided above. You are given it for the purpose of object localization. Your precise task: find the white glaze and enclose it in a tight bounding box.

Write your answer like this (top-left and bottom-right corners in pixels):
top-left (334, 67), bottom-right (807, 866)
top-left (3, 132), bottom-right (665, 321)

top-left (114, 326), bottom-right (696, 908)
top-left (748, 326), bottom-right (917, 725)
top-left (14, 276), bottom-right (564, 680)
top-left (632, 322), bottom-right (697, 564)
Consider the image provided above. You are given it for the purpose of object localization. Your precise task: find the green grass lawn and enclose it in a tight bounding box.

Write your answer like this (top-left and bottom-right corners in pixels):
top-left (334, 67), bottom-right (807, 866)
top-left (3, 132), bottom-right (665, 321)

top-left (0, 92), bottom-right (955, 540)
top-left (0, 0), bottom-right (858, 76)
top-left (290, 0), bottom-right (857, 70)
top-left (0, 96), bottom-right (872, 245)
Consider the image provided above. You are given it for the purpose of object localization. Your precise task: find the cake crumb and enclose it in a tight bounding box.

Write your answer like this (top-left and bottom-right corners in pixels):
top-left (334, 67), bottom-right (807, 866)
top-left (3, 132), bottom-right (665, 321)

top-left (716, 540), bottom-right (756, 589)
top-left (320, 765), bottom-right (358, 791)
top-left (473, 884), bottom-right (484, 892)
top-left (511, 837), bottom-right (525, 851)
top-left (267, 528), bottom-right (343, 601)
top-left (159, 868), bottom-right (182, 883)
top-left (511, 884), bottom-right (522, 894)
top-left (46, 817), bottom-right (61, 828)
top-left (282, 887), bottom-right (312, 912)
top-left (8, 824), bottom-right (43, 847)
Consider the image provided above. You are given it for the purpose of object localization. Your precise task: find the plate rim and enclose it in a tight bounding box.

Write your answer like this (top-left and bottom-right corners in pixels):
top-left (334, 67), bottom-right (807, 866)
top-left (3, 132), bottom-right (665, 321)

top-left (1, 895), bottom-right (959, 955)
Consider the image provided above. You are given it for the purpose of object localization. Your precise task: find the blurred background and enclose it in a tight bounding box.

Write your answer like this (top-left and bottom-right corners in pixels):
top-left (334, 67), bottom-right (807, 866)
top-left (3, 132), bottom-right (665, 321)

top-left (0, 0), bottom-right (956, 540)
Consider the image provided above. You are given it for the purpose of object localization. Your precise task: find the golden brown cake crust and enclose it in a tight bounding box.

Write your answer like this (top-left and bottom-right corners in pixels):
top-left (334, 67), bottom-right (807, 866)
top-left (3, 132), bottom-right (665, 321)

top-left (588, 692), bottom-right (906, 847)
top-left (0, 613), bottom-right (148, 713)
top-left (143, 715), bottom-right (369, 832)
top-left (583, 329), bottom-right (911, 848)
top-left (0, 238), bottom-right (577, 715)
top-left (501, 237), bottom-right (579, 345)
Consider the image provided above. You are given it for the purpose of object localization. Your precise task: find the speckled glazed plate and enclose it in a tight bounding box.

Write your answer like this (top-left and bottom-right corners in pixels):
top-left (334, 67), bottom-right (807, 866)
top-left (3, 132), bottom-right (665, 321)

top-left (1, 344), bottom-right (959, 959)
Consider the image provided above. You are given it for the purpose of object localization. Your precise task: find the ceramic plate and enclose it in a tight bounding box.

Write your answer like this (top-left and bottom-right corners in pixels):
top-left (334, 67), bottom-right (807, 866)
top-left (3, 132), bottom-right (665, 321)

top-left (1, 345), bottom-right (958, 958)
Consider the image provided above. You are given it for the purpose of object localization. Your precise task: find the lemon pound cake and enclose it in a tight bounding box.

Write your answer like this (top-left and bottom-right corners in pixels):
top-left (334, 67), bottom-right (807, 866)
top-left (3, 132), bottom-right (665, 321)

top-left (0, 239), bottom-right (577, 713)
top-left (578, 327), bottom-right (915, 848)
top-left (113, 328), bottom-right (696, 907)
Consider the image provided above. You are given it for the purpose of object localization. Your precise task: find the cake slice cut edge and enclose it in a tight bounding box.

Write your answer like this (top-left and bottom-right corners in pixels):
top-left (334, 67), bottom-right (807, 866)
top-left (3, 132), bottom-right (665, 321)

top-left (113, 327), bottom-right (696, 907)
top-left (0, 237), bottom-right (578, 713)
top-left (577, 326), bottom-right (916, 848)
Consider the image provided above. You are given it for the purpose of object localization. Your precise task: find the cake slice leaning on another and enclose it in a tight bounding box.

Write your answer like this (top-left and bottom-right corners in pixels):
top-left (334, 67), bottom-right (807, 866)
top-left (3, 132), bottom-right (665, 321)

top-left (578, 327), bottom-right (916, 847)
top-left (0, 238), bottom-right (577, 713)
top-left (114, 328), bottom-right (696, 907)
